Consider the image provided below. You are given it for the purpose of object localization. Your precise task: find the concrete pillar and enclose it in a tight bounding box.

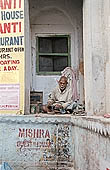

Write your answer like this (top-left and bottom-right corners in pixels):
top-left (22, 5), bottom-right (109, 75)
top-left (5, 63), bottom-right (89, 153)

top-left (105, 1), bottom-right (110, 113)
top-left (24, 0), bottom-right (31, 114)
top-left (83, 0), bottom-right (109, 115)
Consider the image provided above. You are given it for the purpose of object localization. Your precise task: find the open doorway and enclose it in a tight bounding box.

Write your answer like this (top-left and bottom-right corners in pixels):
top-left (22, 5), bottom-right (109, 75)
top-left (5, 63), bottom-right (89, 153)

top-left (29, 0), bottom-right (83, 108)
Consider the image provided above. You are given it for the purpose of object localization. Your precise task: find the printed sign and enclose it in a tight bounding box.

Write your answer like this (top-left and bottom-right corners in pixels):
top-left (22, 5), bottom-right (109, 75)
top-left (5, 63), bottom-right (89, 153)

top-left (0, 0), bottom-right (25, 114)
top-left (0, 84), bottom-right (20, 110)
top-left (16, 125), bottom-right (71, 165)
top-left (17, 128), bottom-right (51, 150)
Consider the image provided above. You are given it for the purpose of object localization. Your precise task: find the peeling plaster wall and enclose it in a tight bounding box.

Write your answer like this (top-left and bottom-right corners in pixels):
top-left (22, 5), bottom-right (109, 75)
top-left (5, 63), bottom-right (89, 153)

top-left (29, 0), bottom-right (83, 104)
top-left (0, 116), bottom-right (74, 170)
top-left (72, 116), bottom-right (110, 170)
top-left (0, 115), bottom-right (110, 170)
top-left (83, 0), bottom-right (109, 115)
top-left (105, 0), bottom-right (110, 114)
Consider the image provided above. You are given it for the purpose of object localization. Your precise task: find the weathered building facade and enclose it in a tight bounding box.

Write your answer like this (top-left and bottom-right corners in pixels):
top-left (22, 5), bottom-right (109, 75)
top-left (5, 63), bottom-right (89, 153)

top-left (0, 115), bottom-right (110, 170)
top-left (0, 0), bottom-right (110, 170)
top-left (25, 0), bottom-right (110, 116)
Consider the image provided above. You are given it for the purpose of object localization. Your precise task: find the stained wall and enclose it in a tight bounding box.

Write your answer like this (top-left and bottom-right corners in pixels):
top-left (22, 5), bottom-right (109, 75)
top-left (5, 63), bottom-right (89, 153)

top-left (0, 115), bottom-right (110, 170)
top-left (83, 0), bottom-right (110, 115)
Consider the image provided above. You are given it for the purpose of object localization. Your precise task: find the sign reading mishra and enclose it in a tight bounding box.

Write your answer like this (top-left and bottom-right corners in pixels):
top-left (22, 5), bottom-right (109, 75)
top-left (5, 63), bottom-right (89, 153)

top-left (0, 0), bottom-right (24, 46)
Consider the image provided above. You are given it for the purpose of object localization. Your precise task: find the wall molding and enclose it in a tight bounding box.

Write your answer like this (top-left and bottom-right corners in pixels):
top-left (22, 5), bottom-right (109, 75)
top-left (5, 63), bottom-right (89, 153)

top-left (0, 115), bottom-right (110, 137)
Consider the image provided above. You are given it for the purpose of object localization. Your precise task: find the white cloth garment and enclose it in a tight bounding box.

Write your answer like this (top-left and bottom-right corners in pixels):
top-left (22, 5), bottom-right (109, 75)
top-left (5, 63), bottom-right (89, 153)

top-left (48, 67), bottom-right (78, 109)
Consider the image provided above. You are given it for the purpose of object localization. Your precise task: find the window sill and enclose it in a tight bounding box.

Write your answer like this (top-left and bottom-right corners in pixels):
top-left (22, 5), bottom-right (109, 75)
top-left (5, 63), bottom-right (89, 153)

top-left (36, 71), bottom-right (61, 75)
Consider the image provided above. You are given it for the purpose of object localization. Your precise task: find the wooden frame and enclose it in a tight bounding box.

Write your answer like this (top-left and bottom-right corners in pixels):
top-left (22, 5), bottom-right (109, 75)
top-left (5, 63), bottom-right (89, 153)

top-left (36, 35), bottom-right (71, 75)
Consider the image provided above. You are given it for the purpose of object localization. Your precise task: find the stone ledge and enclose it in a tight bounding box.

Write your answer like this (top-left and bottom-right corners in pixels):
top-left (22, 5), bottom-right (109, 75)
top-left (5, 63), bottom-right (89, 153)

top-left (0, 114), bottom-right (72, 124)
top-left (0, 114), bottom-right (109, 137)
top-left (71, 116), bottom-right (110, 137)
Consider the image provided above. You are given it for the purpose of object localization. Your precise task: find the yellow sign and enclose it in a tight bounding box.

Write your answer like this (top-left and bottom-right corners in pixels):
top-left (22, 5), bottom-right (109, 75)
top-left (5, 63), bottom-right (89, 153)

top-left (0, 0), bottom-right (24, 114)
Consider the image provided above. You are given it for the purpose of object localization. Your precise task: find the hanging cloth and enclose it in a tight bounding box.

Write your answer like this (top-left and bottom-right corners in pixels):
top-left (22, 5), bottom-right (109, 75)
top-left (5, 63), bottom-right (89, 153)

top-left (61, 67), bottom-right (79, 101)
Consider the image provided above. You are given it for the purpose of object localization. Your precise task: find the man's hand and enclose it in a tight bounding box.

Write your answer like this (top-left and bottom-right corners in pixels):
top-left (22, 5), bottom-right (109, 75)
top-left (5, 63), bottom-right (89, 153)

top-left (54, 104), bottom-right (63, 110)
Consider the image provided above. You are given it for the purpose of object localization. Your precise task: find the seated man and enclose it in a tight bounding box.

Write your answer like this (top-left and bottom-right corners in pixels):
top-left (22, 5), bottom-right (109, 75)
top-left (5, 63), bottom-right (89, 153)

top-left (43, 76), bottom-right (75, 114)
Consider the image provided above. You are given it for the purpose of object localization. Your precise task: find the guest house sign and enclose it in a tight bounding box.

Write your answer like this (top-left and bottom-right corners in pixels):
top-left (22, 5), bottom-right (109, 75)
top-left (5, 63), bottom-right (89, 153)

top-left (0, 0), bottom-right (25, 114)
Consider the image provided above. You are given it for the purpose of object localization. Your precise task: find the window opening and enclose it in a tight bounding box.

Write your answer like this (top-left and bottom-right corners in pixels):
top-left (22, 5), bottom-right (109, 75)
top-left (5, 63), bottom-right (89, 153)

top-left (36, 35), bottom-right (71, 74)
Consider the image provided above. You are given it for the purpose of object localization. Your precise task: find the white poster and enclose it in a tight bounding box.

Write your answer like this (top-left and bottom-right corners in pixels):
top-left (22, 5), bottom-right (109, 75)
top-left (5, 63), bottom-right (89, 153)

top-left (0, 84), bottom-right (20, 110)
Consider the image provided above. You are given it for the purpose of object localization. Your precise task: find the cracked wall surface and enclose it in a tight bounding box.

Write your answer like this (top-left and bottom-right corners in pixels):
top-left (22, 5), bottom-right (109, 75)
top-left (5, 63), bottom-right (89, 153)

top-left (0, 115), bottom-right (110, 170)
